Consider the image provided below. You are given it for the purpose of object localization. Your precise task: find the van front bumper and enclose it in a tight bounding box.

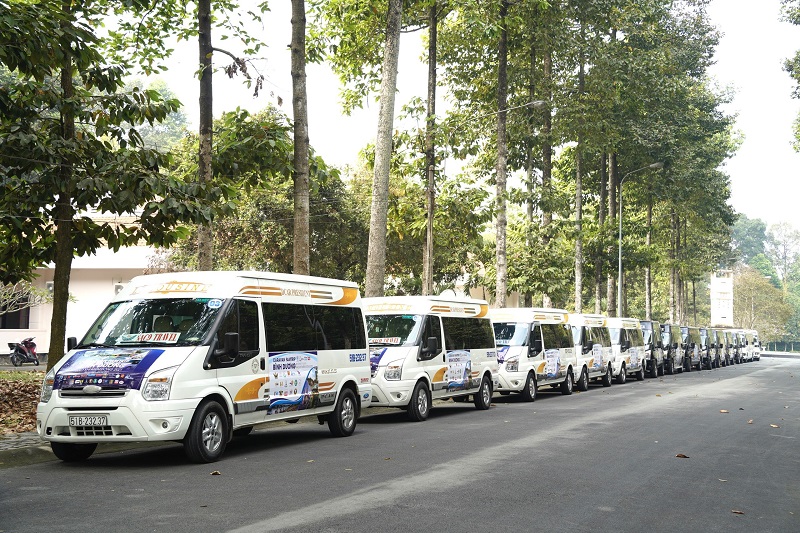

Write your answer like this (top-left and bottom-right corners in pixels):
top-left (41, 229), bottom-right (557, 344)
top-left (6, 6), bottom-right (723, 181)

top-left (37, 397), bottom-right (197, 443)
top-left (496, 370), bottom-right (526, 392)
top-left (369, 379), bottom-right (414, 408)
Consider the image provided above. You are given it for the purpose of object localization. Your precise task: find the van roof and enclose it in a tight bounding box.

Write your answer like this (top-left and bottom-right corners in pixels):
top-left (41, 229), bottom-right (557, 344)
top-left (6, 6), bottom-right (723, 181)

top-left (488, 307), bottom-right (569, 324)
top-left (567, 313), bottom-right (607, 327)
top-left (605, 317), bottom-right (641, 329)
top-left (363, 296), bottom-right (489, 318)
top-left (117, 271), bottom-right (361, 306)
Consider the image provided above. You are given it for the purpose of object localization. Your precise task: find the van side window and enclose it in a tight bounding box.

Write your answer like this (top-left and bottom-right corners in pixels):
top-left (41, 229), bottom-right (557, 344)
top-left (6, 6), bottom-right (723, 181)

top-left (263, 303), bottom-right (317, 352)
top-left (313, 306), bottom-right (367, 350)
top-left (542, 323), bottom-right (572, 349)
top-left (441, 317), bottom-right (494, 350)
top-left (629, 327), bottom-right (644, 346)
top-left (217, 299), bottom-right (259, 356)
top-left (421, 316), bottom-right (442, 350)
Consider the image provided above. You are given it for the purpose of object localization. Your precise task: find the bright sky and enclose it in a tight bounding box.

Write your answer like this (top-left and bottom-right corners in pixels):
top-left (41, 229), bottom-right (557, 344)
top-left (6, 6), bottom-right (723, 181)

top-left (164, 1), bottom-right (800, 232)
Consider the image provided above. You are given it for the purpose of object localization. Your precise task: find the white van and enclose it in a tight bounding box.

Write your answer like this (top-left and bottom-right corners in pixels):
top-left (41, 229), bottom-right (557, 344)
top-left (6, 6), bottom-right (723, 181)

top-left (606, 317), bottom-right (646, 383)
top-left (37, 271), bottom-right (372, 463)
top-left (364, 296), bottom-right (498, 421)
top-left (567, 313), bottom-right (614, 386)
top-left (490, 308), bottom-right (583, 400)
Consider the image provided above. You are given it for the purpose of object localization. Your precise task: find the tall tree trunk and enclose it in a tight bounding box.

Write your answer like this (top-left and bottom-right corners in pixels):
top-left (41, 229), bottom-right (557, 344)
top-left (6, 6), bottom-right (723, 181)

top-left (422, 3), bottom-right (437, 296)
top-left (523, 36), bottom-right (537, 308)
top-left (365, 0), bottom-right (403, 297)
top-left (645, 198), bottom-right (653, 319)
top-left (607, 153), bottom-right (618, 317)
top-left (197, 0), bottom-right (214, 271)
top-left (669, 209), bottom-right (676, 323)
top-left (574, 38), bottom-right (586, 313)
top-left (48, 6), bottom-right (75, 368)
top-left (291, 0), bottom-right (311, 275)
top-left (595, 153), bottom-right (607, 314)
top-left (540, 37), bottom-right (553, 308)
top-left (495, 0), bottom-right (509, 308)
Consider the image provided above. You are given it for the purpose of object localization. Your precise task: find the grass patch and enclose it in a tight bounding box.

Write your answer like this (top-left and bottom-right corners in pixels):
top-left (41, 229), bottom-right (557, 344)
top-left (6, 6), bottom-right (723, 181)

top-left (0, 370), bottom-right (45, 383)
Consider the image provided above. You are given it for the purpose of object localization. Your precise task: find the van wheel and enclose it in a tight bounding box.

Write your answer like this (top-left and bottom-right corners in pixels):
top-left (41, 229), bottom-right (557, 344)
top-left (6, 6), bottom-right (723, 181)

top-left (329, 388), bottom-right (358, 437)
top-left (560, 371), bottom-right (574, 395)
top-left (616, 364), bottom-right (627, 384)
top-left (649, 360), bottom-right (658, 378)
top-left (521, 373), bottom-right (537, 402)
top-left (576, 368), bottom-right (589, 392)
top-left (601, 364), bottom-right (612, 387)
top-left (635, 364), bottom-right (645, 381)
top-left (184, 400), bottom-right (229, 463)
top-left (407, 381), bottom-right (431, 422)
top-left (51, 442), bottom-right (97, 462)
top-left (474, 376), bottom-right (492, 410)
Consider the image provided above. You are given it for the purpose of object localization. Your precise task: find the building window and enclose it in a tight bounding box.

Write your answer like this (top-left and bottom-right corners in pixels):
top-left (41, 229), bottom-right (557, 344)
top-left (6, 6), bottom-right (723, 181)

top-left (1, 306), bottom-right (30, 329)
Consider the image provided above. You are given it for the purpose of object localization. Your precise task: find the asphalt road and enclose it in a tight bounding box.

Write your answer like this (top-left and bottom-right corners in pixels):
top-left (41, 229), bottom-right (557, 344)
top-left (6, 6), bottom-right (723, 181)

top-left (1, 356), bottom-right (798, 533)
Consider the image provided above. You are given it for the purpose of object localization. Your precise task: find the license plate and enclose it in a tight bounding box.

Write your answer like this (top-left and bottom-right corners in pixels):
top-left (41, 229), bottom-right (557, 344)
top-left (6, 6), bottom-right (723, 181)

top-left (69, 415), bottom-right (108, 426)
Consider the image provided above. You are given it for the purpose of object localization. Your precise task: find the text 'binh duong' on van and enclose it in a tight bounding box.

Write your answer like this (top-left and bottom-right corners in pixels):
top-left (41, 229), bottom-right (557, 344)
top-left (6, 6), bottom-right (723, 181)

top-left (364, 296), bottom-right (498, 421)
top-left (37, 271), bottom-right (372, 463)
top-left (490, 308), bottom-right (584, 401)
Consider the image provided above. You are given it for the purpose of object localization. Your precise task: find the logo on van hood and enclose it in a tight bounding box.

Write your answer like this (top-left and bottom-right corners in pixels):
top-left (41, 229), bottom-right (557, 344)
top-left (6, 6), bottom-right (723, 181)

top-left (496, 345), bottom-right (509, 363)
top-left (53, 348), bottom-right (165, 391)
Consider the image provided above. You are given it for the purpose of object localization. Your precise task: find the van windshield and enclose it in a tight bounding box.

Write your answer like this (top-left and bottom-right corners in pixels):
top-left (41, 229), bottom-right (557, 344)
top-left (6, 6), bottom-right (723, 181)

top-left (79, 298), bottom-right (225, 348)
top-left (493, 322), bottom-right (529, 346)
top-left (608, 328), bottom-right (621, 344)
top-left (366, 314), bottom-right (423, 346)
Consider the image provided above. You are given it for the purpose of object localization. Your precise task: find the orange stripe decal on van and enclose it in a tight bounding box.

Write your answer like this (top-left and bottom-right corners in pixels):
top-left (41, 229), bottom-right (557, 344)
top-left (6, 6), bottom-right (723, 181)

top-left (234, 378), bottom-right (267, 401)
top-left (433, 367), bottom-right (447, 382)
top-left (476, 304), bottom-right (489, 318)
top-left (328, 287), bottom-right (359, 306)
top-left (318, 382), bottom-right (335, 391)
top-left (537, 362), bottom-right (546, 374)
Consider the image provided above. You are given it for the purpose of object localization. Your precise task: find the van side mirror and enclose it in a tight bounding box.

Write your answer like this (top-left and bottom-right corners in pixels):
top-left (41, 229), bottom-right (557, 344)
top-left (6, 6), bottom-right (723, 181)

top-left (419, 336), bottom-right (439, 360)
top-left (67, 337), bottom-right (77, 351)
top-left (533, 338), bottom-right (543, 353)
top-left (214, 332), bottom-right (240, 360)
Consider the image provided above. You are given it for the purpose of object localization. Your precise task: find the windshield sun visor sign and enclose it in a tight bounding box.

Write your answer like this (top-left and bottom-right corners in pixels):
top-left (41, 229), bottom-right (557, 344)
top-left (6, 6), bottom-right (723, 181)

top-left (53, 348), bottom-right (165, 390)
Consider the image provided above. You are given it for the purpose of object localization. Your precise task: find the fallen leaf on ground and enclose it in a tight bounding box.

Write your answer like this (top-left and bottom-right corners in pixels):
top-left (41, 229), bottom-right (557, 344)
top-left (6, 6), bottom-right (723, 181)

top-left (770, 424), bottom-right (781, 428)
top-left (731, 510), bottom-right (745, 515)
top-left (384, 457), bottom-right (391, 460)
top-left (719, 479), bottom-right (727, 482)
top-left (656, 394), bottom-right (662, 397)
top-left (675, 453), bottom-right (690, 458)
top-left (307, 459), bottom-right (315, 463)
top-left (720, 410), bottom-right (729, 413)
top-left (748, 420), bottom-right (753, 424)
top-left (210, 471), bottom-right (221, 475)
top-left (739, 408), bottom-right (744, 410)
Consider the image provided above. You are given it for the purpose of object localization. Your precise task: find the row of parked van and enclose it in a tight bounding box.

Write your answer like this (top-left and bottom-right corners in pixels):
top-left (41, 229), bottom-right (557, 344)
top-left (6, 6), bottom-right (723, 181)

top-left (35, 271), bottom-right (761, 463)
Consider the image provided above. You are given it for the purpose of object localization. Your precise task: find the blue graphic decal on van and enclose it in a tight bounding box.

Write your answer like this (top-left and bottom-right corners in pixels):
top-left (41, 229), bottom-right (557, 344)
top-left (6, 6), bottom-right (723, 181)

top-left (496, 345), bottom-right (509, 364)
top-left (268, 352), bottom-right (318, 414)
top-left (53, 348), bottom-right (165, 391)
top-left (446, 350), bottom-right (472, 391)
top-left (370, 347), bottom-right (387, 375)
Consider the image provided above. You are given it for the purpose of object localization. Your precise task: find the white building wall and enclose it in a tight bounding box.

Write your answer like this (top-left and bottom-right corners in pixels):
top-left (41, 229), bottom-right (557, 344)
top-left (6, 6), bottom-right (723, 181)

top-left (1, 247), bottom-right (154, 356)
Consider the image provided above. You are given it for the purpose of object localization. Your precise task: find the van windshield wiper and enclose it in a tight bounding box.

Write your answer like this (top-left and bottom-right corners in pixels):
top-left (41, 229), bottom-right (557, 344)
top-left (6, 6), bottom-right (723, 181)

top-left (76, 342), bottom-right (116, 349)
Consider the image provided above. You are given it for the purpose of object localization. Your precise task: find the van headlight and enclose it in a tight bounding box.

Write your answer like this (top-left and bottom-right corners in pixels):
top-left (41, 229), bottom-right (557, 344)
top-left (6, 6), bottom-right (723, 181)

top-left (384, 361), bottom-right (403, 381)
top-left (505, 357), bottom-right (519, 372)
top-left (40, 368), bottom-right (55, 403)
top-left (142, 367), bottom-right (178, 401)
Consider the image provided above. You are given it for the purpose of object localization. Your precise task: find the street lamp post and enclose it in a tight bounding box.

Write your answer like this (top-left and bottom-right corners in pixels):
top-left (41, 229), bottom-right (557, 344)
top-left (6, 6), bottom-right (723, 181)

top-left (617, 162), bottom-right (664, 316)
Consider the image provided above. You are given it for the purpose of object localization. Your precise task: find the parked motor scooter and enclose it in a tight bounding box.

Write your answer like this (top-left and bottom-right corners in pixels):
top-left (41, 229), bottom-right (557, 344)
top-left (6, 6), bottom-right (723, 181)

top-left (8, 337), bottom-right (38, 366)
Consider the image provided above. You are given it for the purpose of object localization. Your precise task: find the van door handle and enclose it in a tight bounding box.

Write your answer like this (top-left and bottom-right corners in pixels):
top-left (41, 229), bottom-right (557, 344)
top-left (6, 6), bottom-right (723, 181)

top-left (260, 357), bottom-right (265, 371)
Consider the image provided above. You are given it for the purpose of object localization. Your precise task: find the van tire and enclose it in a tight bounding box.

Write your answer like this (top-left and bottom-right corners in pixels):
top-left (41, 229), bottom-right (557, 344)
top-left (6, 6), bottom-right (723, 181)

top-left (329, 388), bottom-right (358, 437)
top-left (521, 372), bottom-right (537, 402)
top-left (576, 368), bottom-right (589, 392)
top-left (649, 360), bottom-right (659, 378)
top-left (474, 376), bottom-right (492, 410)
top-left (51, 442), bottom-right (97, 462)
top-left (407, 381), bottom-right (431, 422)
top-left (184, 400), bottom-right (229, 463)
top-left (616, 364), bottom-right (627, 384)
top-left (635, 364), bottom-right (645, 381)
top-left (601, 364), bottom-right (612, 387)
top-left (560, 370), bottom-right (574, 395)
